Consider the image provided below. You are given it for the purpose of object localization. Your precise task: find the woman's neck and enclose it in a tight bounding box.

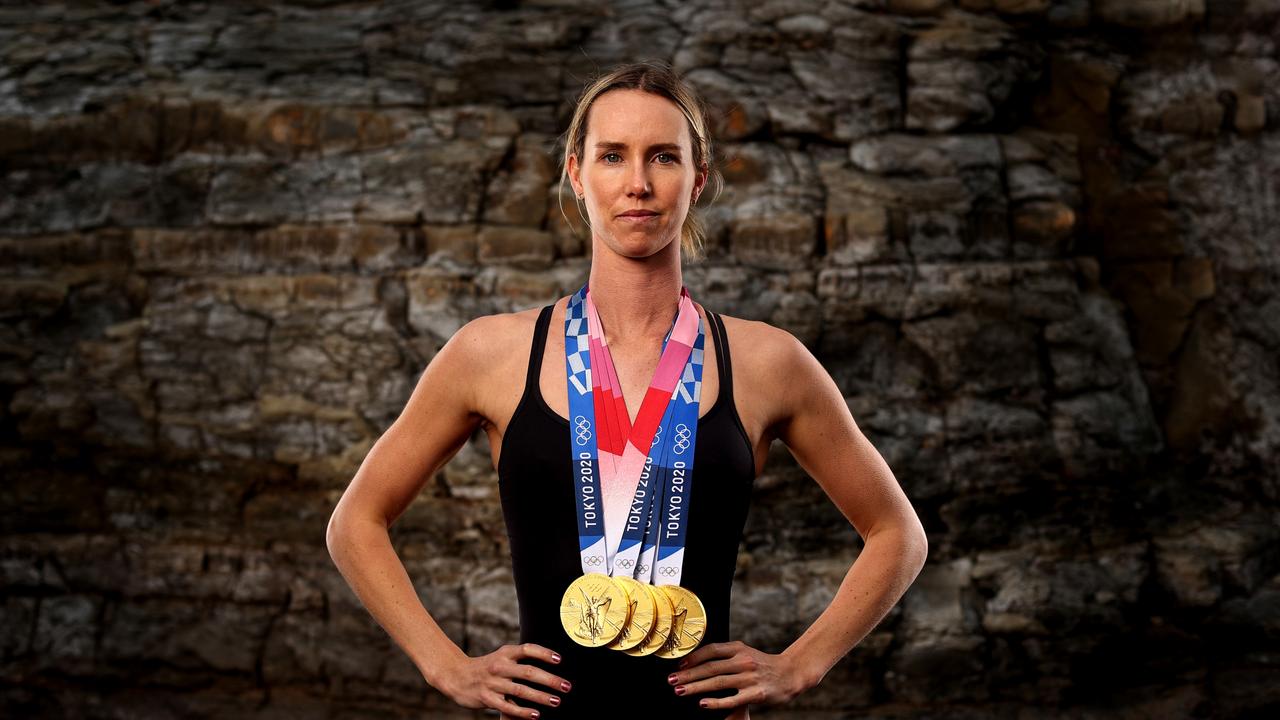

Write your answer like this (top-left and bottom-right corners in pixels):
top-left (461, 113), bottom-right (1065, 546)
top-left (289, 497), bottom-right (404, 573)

top-left (586, 239), bottom-right (684, 347)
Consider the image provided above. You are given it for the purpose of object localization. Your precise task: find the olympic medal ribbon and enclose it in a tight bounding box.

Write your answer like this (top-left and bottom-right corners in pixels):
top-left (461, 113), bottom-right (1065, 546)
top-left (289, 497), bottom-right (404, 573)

top-left (562, 284), bottom-right (707, 654)
top-left (652, 314), bottom-right (705, 588)
top-left (585, 301), bottom-right (623, 480)
top-left (587, 295), bottom-right (632, 450)
top-left (634, 312), bottom-right (703, 585)
top-left (584, 286), bottom-right (700, 569)
top-left (565, 288), bottom-right (606, 571)
top-left (611, 387), bottom-right (678, 578)
top-left (565, 284), bottom-right (692, 573)
top-left (648, 312), bottom-right (709, 658)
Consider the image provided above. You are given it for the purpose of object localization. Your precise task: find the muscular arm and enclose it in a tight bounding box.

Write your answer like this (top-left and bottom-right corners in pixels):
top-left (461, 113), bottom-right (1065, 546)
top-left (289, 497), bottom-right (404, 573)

top-left (768, 327), bottom-right (929, 690)
top-left (328, 311), bottom-right (573, 718)
top-left (324, 316), bottom-right (492, 686)
top-left (669, 323), bottom-right (928, 713)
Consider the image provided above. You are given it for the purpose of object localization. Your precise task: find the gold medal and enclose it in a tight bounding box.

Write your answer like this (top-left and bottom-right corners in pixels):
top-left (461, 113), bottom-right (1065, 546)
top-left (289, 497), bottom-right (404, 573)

top-left (605, 576), bottom-right (657, 651)
top-left (653, 584), bottom-right (707, 659)
top-left (624, 582), bottom-right (673, 656)
top-left (559, 573), bottom-right (628, 647)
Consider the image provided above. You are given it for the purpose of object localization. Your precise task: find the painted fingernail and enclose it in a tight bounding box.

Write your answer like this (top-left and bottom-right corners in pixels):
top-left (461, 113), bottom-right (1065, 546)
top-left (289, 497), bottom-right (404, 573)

top-left (549, 696), bottom-right (560, 707)
top-left (551, 652), bottom-right (561, 663)
top-left (699, 700), bottom-right (708, 708)
top-left (675, 685), bottom-right (686, 695)
top-left (668, 673), bottom-right (679, 684)
top-left (561, 680), bottom-right (571, 692)
top-left (531, 712), bottom-right (540, 719)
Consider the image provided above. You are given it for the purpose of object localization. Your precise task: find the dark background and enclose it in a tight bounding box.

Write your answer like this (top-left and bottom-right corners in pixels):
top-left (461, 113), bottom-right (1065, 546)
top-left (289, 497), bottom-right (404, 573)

top-left (2, 1), bottom-right (1278, 718)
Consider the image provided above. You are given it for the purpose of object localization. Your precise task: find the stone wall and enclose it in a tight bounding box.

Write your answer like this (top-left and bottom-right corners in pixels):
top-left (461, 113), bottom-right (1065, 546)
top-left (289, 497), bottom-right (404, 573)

top-left (2, 1), bottom-right (1279, 718)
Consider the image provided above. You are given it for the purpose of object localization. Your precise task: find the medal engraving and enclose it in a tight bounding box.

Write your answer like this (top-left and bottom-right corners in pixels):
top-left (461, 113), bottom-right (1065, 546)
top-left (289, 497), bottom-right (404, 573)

top-left (606, 576), bottom-right (656, 651)
top-left (624, 582), bottom-right (673, 657)
top-left (559, 573), bottom-right (627, 647)
top-left (654, 584), bottom-right (707, 659)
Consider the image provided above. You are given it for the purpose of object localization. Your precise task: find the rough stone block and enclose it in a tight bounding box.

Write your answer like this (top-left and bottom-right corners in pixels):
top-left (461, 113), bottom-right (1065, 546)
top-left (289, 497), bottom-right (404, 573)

top-left (477, 226), bottom-right (556, 269)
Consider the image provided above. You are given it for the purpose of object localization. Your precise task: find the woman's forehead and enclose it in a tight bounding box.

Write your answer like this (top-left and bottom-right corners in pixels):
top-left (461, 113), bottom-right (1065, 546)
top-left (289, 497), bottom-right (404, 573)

top-left (585, 90), bottom-right (690, 146)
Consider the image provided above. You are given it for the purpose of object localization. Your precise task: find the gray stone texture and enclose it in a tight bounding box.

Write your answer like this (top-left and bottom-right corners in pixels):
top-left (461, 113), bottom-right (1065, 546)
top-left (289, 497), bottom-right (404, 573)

top-left (2, 1), bottom-right (1279, 718)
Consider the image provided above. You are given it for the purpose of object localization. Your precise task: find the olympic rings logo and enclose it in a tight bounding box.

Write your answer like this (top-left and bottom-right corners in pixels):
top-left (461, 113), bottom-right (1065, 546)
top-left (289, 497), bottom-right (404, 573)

top-left (618, 559), bottom-right (633, 569)
top-left (651, 425), bottom-right (662, 447)
top-left (574, 415), bottom-right (592, 445)
top-left (585, 555), bottom-right (604, 566)
top-left (659, 567), bottom-right (678, 576)
top-left (637, 564), bottom-right (648, 574)
top-left (673, 424), bottom-right (691, 454)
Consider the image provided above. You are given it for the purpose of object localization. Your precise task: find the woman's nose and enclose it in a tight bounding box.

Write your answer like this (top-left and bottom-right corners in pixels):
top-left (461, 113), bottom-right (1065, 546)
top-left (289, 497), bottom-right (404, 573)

top-left (628, 168), bottom-right (651, 196)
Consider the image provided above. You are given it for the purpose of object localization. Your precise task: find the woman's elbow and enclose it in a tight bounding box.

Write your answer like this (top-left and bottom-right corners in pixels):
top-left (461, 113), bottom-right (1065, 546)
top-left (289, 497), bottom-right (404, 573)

top-left (907, 519), bottom-right (929, 569)
top-left (325, 501), bottom-right (367, 555)
top-left (325, 508), bottom-right (347, 556)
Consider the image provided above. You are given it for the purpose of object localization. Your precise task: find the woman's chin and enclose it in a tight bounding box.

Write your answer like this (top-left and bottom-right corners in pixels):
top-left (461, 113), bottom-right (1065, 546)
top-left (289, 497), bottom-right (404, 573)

top-left (598, 233), bottom-right (677, 259)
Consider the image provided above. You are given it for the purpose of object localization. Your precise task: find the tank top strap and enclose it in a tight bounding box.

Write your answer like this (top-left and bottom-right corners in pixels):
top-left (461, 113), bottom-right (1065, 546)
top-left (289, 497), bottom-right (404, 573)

top-left (526, 303), bottom-right (554, 397)
top-left (707, 310), bottom-right (734, 400)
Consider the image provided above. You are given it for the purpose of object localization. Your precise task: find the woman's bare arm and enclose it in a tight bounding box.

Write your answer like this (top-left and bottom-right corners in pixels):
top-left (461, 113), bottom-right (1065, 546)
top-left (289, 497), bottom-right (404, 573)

top-left (325, 316), bottom-right (492, 685)
top-left (769, 327), bottom-right (929, 690)
top-left (670, 323), bottom-right (928, 712)
top-left (326, 313), bottom-right (571, 718)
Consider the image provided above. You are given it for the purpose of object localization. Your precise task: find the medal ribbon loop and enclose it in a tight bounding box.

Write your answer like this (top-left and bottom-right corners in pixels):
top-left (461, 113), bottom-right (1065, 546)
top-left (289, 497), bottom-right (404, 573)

top-left (564, 283), bottom-right (703, 585)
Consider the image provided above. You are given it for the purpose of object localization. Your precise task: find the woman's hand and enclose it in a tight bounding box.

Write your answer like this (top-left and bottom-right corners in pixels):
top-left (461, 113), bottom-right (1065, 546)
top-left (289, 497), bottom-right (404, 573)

top-left (437, 643), bottom-right (571, 719)
top-left (666, 641), bottom-right (812, 711)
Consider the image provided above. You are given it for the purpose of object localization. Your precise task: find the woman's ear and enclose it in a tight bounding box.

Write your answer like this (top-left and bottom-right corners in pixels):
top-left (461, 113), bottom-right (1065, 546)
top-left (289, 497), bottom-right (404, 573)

top-left (693, 163), bottom-right (708, 202)
top-left (567, 153), bottom-right (582, 197)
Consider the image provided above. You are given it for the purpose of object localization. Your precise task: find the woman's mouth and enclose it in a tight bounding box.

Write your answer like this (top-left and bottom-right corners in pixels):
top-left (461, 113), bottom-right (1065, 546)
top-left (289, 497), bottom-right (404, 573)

top-left (618, 211), bottom-right (660, 223)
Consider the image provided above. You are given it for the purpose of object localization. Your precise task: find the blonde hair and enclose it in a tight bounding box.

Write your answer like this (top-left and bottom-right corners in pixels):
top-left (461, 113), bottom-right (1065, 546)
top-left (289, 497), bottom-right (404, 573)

top-left (557, 60), bottom-right (723, 262)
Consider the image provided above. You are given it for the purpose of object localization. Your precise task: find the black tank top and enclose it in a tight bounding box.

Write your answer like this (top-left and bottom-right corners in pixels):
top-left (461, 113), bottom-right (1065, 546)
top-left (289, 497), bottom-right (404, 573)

top-left (497, 303), bottom-right (756, 718)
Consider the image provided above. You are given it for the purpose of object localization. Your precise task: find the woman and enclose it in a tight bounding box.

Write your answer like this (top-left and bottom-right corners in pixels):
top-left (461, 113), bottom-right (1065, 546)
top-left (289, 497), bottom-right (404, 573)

top-left (327, 61), bottom-right (928, 719)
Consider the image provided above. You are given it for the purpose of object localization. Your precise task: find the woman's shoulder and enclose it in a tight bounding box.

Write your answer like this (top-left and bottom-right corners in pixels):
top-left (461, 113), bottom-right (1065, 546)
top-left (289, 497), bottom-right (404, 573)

top-left (710, 311), bottom-right (807, 364)
top-left (704, 311), bottom-right (820, 441)
top-left (447, 297), bottom-right (570, 363)
top-left (437, 300), bottom-right (568, 422)
top-left (452, 302), bottom-right (555, 350)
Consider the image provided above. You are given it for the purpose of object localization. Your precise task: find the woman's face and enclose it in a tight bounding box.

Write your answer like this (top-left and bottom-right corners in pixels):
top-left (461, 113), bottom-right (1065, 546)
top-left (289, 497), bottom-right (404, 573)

top-left (569, 89), bottom-right (706, 260)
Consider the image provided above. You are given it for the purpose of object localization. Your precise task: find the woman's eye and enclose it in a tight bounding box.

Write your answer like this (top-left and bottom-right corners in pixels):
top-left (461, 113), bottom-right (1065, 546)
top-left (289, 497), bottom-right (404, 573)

top-left (602, 152), bottom-right (678, 164)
